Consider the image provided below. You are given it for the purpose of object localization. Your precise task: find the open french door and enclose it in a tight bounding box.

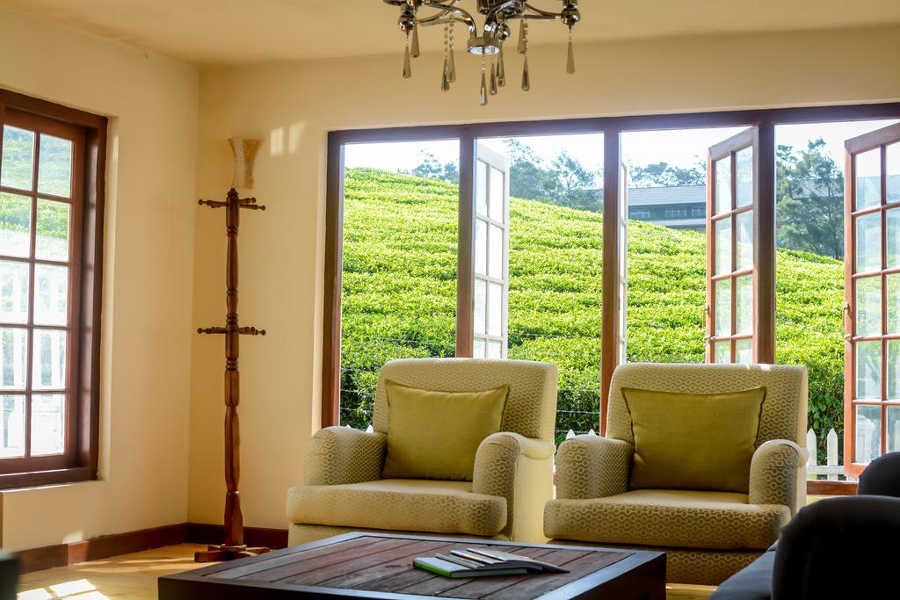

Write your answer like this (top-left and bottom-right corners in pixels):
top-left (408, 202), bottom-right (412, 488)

top-left (706, 128), bottom-right (760, 364)
top-left (843, 123), bottom-right (900, 475)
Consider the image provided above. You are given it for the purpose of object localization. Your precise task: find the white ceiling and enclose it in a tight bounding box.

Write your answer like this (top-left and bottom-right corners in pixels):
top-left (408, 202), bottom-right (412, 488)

top-left (6, 0), bottom-right (900, 65)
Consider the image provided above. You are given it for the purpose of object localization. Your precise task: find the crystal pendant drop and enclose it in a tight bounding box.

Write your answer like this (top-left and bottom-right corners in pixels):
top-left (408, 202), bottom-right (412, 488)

top-left (490, 63), bottom-right (498, 95)
top-left (497, 46), bottom-right (506, 87)
top-left (411, 23), bottom-right (420, 58)
top-left (448, 47), bottom-right (456, 82)
top-left (480, 70), bottom-right (489, 105)
top-left (517, 20), bottom-right (526, 54)
top-left (567, 32), bottom-right (576, 74)
top-left (402, 43), bottom-right (412, 79)
top-left (441, 58), bottom-right (451, 91)
top-left (521, 55), bottom-right (530, 91)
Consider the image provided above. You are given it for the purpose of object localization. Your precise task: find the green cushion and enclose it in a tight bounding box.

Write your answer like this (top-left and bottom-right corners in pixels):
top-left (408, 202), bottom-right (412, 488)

top-left (382, 380), bottom-right (508, 481)
top-left (622, 387), bottom-right (766, 493)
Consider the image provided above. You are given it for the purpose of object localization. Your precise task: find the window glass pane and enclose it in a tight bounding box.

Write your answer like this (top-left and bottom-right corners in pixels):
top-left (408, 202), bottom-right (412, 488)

top-left (856, 405), bottom-right (881, 463)
top-left (474, 279), bottom-right (486, 335)
top-left (735, 274), bottom-right (752, 334)
top-left (488, 224), bottom-right (503, 279)
top-left (36, 200), bottom-right (70, 261)
top-left (715, 158), bottom-right (731, 215)
top-left (0, 126), bottom-right (34, 191)
top-left (888, 340), bottom-right (900, 400)
top-left (0, 260), bottom-right (29, 324)
top-left (888, 405), bottom-right (900, 453)
top-left (487, 282), bottom-right (502, 337)
top-left (489, 167), bottom-right (504, 222)
top-left (715, 218), bottom-right (732, 275)
top-left (856, 212), bottom-right (881, 273)
top-left (736, 210), bottom-right (753, 271)
top-left (855, 275), bottom-right (882, 337)
top-left (735, 147), bottom-right (753, 207)
top-left (735, 338), bottom-right (753, 364)
top-left (37, 134), bottom-right (72, 198)
top-left (888, 208), bottom-right (900, 269)
top-left (32, 329), bottom-right (66, 390)
top-left (888, 143), bottom-right (900, 204)
top-left (714, 341), bottom-right (731, 364)
top-left (486, 340), bottom-right (502, 359)
top-left (0, 328), bottom-right (26, 390)
top-left (474, 219), bottom-right (487, 276)
top-left (34, 264), bottom-right (68, 326)
top-left (476, 161), bottom-right (488, 217)
top-left (473, 338), bottom-right (485, 358)
top-left (856, 148), bottom-right (882, 211)
top-left (0, 193), bottom-right (32, 258)
top-left (0, 394), bottom-right (25, 458)
top-left (856, 340), bottom-right (882, 400)
top-left (888, 274), bottom-right (900, 334)
top-left (31, 393), bottom-right (65, 456)
top-left (715, 278), bottom-right (731, 336)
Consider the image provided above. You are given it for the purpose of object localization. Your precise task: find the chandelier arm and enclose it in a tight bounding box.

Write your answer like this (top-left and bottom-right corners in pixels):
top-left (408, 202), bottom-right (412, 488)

top-left (485, 0), bottom-right (521, 20)
top-left (522, 3), bottom-right (565, 19)
top-left (419, 1), bottom-right (478, 33)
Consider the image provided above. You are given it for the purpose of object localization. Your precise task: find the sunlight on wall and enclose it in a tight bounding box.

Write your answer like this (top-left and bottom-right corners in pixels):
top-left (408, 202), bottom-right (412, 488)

top-left (270, 127), bottom-right (285, 156)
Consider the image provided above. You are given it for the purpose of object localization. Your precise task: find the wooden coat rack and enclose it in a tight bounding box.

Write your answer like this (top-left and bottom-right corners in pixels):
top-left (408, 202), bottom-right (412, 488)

top-left (194, 187), bottom-right (270, 562)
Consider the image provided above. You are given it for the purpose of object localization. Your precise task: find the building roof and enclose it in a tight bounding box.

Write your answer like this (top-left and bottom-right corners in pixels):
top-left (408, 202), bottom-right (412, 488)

top-left (628, 185), bottom-right (706, 206)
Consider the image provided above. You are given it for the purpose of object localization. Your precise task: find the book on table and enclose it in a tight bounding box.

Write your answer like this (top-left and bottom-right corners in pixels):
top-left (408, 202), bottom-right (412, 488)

top-left (413, 548), bottom-right (569, 578)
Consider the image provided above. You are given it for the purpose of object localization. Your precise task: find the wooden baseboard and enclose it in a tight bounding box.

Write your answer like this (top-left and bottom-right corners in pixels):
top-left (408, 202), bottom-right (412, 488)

top-left (13, 522), bottom-right (289, 574)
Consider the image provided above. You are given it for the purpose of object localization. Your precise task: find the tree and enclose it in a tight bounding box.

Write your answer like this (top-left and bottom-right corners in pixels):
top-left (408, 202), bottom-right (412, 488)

top-left (776, 139), bottom-right (844, 259)
top-left (629, 161), bottom-right (705, 187)
top-left (409, 152), bottom-right (459, 183)
top-left (547, 151), bottom-right (602, 211)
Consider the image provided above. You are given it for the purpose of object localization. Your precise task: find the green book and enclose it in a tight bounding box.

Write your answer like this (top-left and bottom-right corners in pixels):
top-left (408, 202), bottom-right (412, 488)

top-left (413, 548), bottom-right (568, 579)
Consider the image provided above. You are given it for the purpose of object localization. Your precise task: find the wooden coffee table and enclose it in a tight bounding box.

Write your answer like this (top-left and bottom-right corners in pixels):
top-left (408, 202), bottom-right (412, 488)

top-left (159, 532), bottom-right (665, 599)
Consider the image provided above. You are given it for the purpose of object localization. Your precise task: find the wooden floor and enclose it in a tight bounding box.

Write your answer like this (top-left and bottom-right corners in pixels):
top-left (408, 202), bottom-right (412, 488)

top-left (17, 544), bottom-right (715, 599)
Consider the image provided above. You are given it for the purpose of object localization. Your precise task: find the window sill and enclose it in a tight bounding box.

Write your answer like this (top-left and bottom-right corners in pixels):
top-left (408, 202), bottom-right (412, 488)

top-left (0, 466), bottom-right (94, 491)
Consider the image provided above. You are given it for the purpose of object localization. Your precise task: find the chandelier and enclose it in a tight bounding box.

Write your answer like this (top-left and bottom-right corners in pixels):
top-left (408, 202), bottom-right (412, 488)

top-left (383, 0), bottom-right (581, 105)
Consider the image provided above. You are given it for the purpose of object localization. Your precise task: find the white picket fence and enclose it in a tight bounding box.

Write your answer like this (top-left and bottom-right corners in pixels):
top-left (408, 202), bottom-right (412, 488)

top-left (806, 428), bottom-right (845, 480)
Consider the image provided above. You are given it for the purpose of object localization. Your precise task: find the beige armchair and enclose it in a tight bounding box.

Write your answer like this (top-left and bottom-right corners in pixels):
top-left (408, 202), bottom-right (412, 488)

top-left (545, 363), bottom-right (807, 585)
top-left (288, 358), bottom-right (558, 545)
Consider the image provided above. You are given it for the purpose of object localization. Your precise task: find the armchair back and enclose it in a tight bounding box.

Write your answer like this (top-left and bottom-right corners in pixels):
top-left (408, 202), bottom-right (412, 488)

top-left (374, 358), bottom-right (558, 441)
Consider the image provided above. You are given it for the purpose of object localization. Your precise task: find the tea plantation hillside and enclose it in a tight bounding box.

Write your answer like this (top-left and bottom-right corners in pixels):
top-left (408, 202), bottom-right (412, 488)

top-left (340, 168), bottom-right (844, 447)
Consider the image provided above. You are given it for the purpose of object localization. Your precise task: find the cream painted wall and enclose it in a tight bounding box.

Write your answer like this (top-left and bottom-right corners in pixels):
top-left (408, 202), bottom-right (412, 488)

top-left (0, 7), bottom-right (198, 550)
top-left (191, 26), bottom-right (900, 528)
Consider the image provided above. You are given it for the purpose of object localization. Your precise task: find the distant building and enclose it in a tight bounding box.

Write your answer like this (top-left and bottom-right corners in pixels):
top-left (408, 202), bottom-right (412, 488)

top-left (627, 184), bottom-right (706, 231)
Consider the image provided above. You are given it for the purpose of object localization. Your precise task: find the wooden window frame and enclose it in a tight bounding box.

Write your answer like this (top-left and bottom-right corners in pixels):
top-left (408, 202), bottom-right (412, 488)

top-left (322, 104), bottom-right (900, 449)
top-left (0, 89), bottom-right (106, 490)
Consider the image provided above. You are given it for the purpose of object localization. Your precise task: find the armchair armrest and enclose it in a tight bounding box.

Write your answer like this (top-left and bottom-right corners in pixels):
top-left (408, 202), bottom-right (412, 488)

top-left (304, 426), bottom-right (386, 485)
top-left (555, 435), bottom-right (632, 500)
top-left (749, 439), bottom-right (805, 512)
top-left (472, 432), bottom-right (555, 542)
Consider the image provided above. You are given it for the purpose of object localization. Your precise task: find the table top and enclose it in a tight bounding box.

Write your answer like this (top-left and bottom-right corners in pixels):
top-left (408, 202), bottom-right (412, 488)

top-left (159, 532), bottom-right (665, 600)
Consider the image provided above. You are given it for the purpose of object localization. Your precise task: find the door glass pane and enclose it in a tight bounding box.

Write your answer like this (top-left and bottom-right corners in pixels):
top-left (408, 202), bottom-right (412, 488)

top-left (33, 329), bottom-right (66, 390)
top-left (488, 224), bottom-right (503, 278)
top-left (0, 328), bottom-right (27, 390)
top-left (856, 212), bottom-right (881, 273)
top-left (736, 210), bottom-right (753, 271)
top-left (856, 340), bottom-right (882, 400)
top-left (856, 276), bottom-right (882, 337)
top-left (31, 393), bottom-right (65, 456)
top-left (856, 148), bottom-right (882, 211)
top-left (715, 158), bottom-right (731, 215)
top-left (474, 219), bottom-right (487, 276)
top-left (888, 142), bottom-right (900, 204)
top-left (715, 218), bottom-right (732, 275)
top-left (735, 339), bottom-right (753, 364)
top-left (487, 282), bottom-right (502, 337)
top-left (36, 200), bottom-right (70, 261)
top-left (735, 275), bottom-right (753, 334)
top-left (0, 193), bottom-right (32, 258)
top-left (0, 260), bottom-right (29, 324)
top-left (476, 161), bottom-right (488, 217)
top-left (0, 126), bottom-right (35, 191)
top-left (856, 405), bottom-right (881, 463)
top-left (0, 395), bottom-right (25, 458)
top-left (486, 340), bottom-right (502, 359)
top-left (34, 264), bottom-right (68, 326)
top-left (489, 167), bottom-right (504, 222)
top-left (714, 341), bottom-right (731, 364)
top-left (473, 338), bottom-right (486, 358)
top-left (37, 134), bottom-right (73, 198)
top-left (888, 208), bottom-right (900, 269)
top-left (735, 147), bottom-right (753, 208)
top-left (474, 279), bottom-right (486, 335)
top-left (888, 340), bottom-right (900, 400)
top-left (888, 273), bottom-right (900, 334)
top-left (888, 406), bottom-right (900, 453)
top-left (715, 278), bottom-right (731, 336)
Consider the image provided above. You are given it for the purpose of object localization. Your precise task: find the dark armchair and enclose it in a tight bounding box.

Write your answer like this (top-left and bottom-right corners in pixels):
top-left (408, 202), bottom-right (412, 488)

top-left (712, 452), bottom-right (900, 600)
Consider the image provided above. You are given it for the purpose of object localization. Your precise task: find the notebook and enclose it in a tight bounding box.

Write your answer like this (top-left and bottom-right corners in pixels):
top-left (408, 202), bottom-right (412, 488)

top-left (413, 548), bottom-right (569, 578)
